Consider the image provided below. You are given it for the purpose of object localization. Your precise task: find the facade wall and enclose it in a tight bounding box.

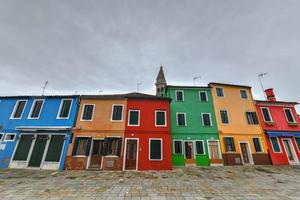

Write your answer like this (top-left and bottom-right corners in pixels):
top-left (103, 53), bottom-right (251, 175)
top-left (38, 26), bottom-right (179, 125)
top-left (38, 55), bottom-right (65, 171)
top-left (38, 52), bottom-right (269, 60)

top-left (163, 87), bottom-right (222, 166)
top-left (124, 99), bottom-right (172, 170)
top-left (65, 98), bottom-right (127, 170)
top-left (209, 84), bottom-right (271, 165)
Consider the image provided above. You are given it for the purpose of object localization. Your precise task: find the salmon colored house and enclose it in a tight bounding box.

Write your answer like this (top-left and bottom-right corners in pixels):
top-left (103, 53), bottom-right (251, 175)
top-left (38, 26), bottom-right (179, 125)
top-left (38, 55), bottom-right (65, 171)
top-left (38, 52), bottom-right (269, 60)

top-left (65, 95), bottom-right (127, 170)
top-left (123, 93), bottom-right (172, 171)
top-left (255, 89), bottom-right (300, 165)
top-left (209, 83), bottom-right (271, 166)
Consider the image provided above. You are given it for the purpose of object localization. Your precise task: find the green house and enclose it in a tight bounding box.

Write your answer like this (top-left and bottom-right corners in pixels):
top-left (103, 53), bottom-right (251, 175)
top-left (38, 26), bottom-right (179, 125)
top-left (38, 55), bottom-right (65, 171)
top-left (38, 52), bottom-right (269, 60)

top-left (155, 67), bottom-right (223, 166)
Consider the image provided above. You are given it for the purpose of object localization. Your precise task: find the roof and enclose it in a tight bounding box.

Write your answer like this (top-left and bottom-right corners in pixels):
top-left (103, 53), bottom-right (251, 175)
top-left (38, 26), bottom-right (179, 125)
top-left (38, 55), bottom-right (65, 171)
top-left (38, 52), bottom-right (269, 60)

top-left (0, 95), bottom-right (79, 99)
top-left (255, 100), bottom-right (299, 105)
top-left (156, 66), bottom-right (167, 83)
top-left (81, 92), bottom-right (172, 101)
top-left (165, 85), bottom-right (210, 89)
top-left (209, 82), bottom-right (252, 88)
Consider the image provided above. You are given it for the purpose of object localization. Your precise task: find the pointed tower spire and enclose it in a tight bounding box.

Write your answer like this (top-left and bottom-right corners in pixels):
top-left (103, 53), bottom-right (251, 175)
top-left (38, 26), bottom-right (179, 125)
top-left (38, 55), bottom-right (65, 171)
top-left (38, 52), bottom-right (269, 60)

top-left (155, 66), bottom-right (167, 96)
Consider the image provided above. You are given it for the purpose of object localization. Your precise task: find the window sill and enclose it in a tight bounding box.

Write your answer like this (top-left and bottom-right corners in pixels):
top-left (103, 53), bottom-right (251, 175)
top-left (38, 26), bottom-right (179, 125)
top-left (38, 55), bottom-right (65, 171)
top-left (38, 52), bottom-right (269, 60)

top-left (288, 122), bottom-right (299, 127)
top-left (104, 155), bottom-right (119, 158)
top-left (265, 121), bottom-right (275, 126)
top-left (72, 155), bottom-right (88, 157)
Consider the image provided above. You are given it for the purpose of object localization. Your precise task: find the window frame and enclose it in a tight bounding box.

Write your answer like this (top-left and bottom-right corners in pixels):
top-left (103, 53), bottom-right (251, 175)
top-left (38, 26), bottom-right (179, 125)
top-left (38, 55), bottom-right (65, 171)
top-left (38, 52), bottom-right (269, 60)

top-left (149, 138), bottom-right (163, 161)
top-left (199, 91), bottom-right (208, 102)
top-left (155, 110), bottom-right (167, 127)
top-left (10, 100), bottom-right (28, 119)
top-left (3, 133), bottom-right (16, 142)
top-left (283, 108), bottom-right (296, 123)
top-left (261, 107), bottom-right (273, 122)
top-left (270, 137), bottom-right (282, 153)
top-left (73, 136), bottom-right (91, 156)
top-left (175, 90), bottom-right (184, 101)
top-left (216, 87), bottom-right (224, 97)
top-left (56, 99), bottom-right (73, 119)
top-left (80, 104), bottom-right (95, 121)
top-left (201, 113), bottom-right (213, 127)
top-left (128, 109), bottom-right (140, 126)
top-left (0, 133), bottom-right (4, 142)
top-left (194, 140), bottom-right (205, 155)
top-left (220, 110), bottom-right (230, 124)
top-left (224, 137), bottom-right (236, 153)
top-left (110, 104), bottom-right (124, 122)
top-left (176, 112), bottom-right (187, 126)
top-left (240, 90), bottom-right (248, 99)
top-left (246, 112), bottom-right (259, 125)
top-left (28, 99), bottom-right (44, 119)
top-left (295, 137), bottom-right (300, 152)
top-left (173, 140), bottom-right (183, 154)
top-left (106, 137), bottom-right (122, 156)
top-left (252, 137), bottom-right (264, 153)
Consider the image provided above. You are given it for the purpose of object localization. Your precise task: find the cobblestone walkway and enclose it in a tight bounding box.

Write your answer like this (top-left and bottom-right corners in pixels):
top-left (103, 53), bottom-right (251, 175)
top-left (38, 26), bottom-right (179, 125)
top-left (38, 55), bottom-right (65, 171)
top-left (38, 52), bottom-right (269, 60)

top-left (0, 166), bottom-right (299, 200)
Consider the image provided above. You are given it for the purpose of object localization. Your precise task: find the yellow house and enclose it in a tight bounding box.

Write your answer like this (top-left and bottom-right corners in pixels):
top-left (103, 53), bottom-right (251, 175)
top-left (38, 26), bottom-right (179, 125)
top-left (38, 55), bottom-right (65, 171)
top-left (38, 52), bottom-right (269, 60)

top-left (209, 83), bottom-right (271, 165)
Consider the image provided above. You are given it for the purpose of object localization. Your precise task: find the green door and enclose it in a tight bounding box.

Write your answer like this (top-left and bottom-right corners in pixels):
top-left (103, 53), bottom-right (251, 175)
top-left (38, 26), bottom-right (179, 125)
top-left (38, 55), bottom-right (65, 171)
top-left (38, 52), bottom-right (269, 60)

top-left (13, 135), bottom-right (34, 161)
top-left (28, 135), bottom-right (48, 167)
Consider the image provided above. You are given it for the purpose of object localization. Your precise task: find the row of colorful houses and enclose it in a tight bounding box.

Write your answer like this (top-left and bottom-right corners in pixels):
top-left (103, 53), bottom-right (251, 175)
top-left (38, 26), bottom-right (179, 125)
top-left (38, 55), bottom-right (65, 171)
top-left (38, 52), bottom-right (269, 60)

top-left (0, 67), bottom-right (299, 171)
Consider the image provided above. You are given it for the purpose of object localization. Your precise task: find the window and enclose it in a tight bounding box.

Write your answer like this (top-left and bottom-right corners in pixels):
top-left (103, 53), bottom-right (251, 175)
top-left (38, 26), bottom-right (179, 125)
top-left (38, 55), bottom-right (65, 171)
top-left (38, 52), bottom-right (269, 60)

top-left (175, 90), bottom-right (184, 101)
top-left (195, 141), bottom-right (205, 155)
top-left (246, 112), bottom-right (259, 125)
top-left (240, 90), bottom-right (248, 99)
top-left (199, 91), bottom-right (208, 102)
top-left (0, 133), bottom-right (3, 141)
top-left (128, 110), bottom-right (140, 126)
top-left (224, 137), bottom-right (235, 152)
top-left (270, 137), bottom-right (281, 153)
top-left (261, 108), bottom-right (272, 122)
top-left (284, 108), bottom-right (296, 123)
top-left (81, 104), bottom-right (94, 121)
top-left (149, 139), bottom-right (162, 160)
top-left (111, 105), bottom-right (123, 121)
top-left (29, 100), bottom-right (44, 119)
top-left (57, 99), bottom-right (72, 119)
top-left (11, 100), bottom-right (27, 119)
top-left (216, 88), bottom-right (224, 97)
top-left (220, 110), bottom-right (229, 124)
top-left (253, 138), bottom-right (263, 153)
top-left (4, 133), bottom-right (16, 142)
top-left (202, 113), bottom-right (212, 127)
top-left (72, 137), bottom-right (92, 156)
top-left (173, 140), bottom-right (183, 154)
top-left (295, 138), bottom-right (300, 151)
top-left (103, 138), bottom-right (122, 156)
top-left (155, 111), bottom-right (166, 126)
top-left (176, 113), bottom-right (186, 126)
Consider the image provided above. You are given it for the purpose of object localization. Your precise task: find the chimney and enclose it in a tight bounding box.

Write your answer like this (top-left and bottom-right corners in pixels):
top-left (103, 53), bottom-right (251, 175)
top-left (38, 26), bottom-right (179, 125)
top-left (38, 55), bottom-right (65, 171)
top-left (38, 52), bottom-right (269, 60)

top-left (265, 88), bottom-right (276, 101)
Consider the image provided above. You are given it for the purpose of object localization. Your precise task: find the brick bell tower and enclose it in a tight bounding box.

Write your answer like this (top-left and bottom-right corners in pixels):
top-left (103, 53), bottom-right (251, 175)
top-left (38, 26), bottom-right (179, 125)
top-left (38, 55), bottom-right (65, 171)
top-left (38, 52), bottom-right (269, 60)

top-left (155, 66), bottom-right (167, 96)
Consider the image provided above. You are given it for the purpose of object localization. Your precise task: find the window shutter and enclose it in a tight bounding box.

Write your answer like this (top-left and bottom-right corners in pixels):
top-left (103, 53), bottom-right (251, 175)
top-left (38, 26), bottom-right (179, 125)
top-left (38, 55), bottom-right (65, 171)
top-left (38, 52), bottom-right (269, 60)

top-left (102, 138), bottom-right (109, 156)
top-left (72, 137), bottom-right (79, 156)
top-left (85, 138), bottom-right (92, 156)
top-left (116, 138), bottom-right (122, 156)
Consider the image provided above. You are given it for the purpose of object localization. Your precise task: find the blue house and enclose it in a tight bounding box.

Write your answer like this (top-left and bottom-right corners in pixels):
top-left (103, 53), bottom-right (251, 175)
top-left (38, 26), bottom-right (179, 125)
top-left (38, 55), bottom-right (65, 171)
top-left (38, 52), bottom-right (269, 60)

top-left (0, 95), bottom-right (79, 170)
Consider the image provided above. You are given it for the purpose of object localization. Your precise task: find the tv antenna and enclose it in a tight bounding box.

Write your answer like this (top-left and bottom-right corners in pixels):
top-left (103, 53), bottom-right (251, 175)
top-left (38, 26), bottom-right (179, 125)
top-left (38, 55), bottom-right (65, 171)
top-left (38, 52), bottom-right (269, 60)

top-left (42, 81), bottom-right (48, 96)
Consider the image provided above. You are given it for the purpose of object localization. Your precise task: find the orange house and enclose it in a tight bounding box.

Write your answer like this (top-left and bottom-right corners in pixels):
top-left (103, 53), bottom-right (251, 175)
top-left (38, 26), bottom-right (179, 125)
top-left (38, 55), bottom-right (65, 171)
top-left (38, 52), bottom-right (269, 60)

top-left (65, 95), bottom-right (127, 170)
top-left (209, 83), bottom-right (271, 165)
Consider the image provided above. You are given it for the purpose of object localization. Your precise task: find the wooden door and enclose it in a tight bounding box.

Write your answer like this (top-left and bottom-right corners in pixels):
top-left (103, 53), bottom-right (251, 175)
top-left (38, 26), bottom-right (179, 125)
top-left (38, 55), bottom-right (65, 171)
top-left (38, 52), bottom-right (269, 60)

top-left (125, 139), bottom-right (138, 170)
top-left (185, 141), bottom-right (195, 165)
top-left (28, 135), bottom-right (48, 167)
top-left (208, 141), bottom-right (222, 164)
top-left (89, 140), bottom-right (104, 169)
top-left (240, 143), bottom-right (250, 164)
top-left (282, 140), bottom-right (296, 162)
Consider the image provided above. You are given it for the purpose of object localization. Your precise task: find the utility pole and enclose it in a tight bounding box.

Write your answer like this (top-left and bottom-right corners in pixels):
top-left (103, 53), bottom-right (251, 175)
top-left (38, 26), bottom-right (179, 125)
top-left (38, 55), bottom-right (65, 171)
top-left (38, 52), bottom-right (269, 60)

top-left (258, 73), bottom-right (267, 99)
top-left (42, 81), bottom-right (48, 96)
top-left (193, 76), bottom-right (201, 86)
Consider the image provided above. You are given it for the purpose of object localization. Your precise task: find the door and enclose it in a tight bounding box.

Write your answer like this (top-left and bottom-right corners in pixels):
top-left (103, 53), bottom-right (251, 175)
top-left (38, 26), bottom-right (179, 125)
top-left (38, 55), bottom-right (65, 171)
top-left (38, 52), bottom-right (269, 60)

top-left (28, 135), bottom-right (48, 167)
top-left (13, 135), bottom-right (34, 162)
top-left (282, 139), bottom-right (298, 164)
top-left (125, 139), bottom-right (138, 170)
top-left (185, 141), bottom-right (195, 165)
top-left (89, 139), bottom-right (104, 169)
top-left (208, 141), bottom-right (222, 164)
top-left (44, 135), bottom-right (65, 163)
top-left (240, 143), bottom-right (251, 165)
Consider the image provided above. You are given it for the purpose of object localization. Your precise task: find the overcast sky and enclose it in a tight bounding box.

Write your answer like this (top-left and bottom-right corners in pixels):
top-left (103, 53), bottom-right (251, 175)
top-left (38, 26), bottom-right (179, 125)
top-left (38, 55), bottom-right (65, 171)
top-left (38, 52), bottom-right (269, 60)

top-left (0, 1), bottom-right (299, 111)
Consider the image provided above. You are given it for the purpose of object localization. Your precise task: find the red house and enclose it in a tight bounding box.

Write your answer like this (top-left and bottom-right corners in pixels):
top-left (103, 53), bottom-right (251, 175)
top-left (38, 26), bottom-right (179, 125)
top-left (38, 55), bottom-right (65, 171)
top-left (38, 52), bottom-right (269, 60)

top-left (123, 93), bottom-right (172, 171)
top-left (255, 89), bottom-right (300, 165)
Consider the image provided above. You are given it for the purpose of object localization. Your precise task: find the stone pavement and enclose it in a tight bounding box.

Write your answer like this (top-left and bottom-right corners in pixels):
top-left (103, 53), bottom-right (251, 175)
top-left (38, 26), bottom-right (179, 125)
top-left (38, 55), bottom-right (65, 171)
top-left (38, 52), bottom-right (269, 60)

top-left (0, 166), bottom-right (299, 200)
